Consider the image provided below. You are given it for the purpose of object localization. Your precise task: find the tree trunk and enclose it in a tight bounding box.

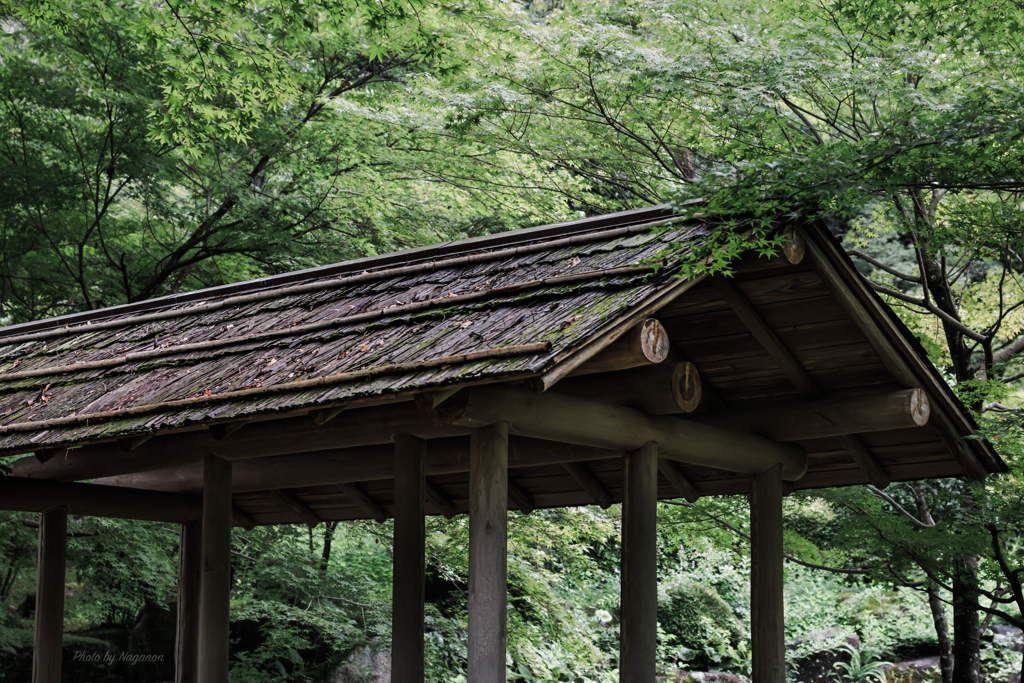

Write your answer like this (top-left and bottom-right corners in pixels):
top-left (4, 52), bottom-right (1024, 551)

top-left (952, 555), bottom-right (981, 683)
top-left (915, 249), bottom-right (983, 683)
top-left (911, 484), bottom-right (954, 683)
top-left (319, 521), bottom-right (338, 579)
top-left (928, 586), bottom-right (954, 683)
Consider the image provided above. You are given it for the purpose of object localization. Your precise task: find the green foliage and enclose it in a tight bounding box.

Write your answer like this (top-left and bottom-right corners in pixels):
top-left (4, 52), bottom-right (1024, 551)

top-left (658, 579), bottom-right (748, 672)
top-left (1, 0), bottom-right (1023, 679)
top-left (65, 520), bottom-right (179, 627)
top-left (228, 523), bottom-right (392, 681)
top-left (832, 644), bottom-right (890, 683)
top-left (980, 635), bottom-right (1024, 682)
top-left (0, 0), bottom-right (581, 322)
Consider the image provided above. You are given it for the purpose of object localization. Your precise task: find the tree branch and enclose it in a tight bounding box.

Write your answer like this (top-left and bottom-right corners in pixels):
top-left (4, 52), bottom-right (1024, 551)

top-left (868, 282), bottom-right (988, 342)
top-left (849, 250), bottom-right (922, 283)
top-left (867, 485), bottom-right (935, 528)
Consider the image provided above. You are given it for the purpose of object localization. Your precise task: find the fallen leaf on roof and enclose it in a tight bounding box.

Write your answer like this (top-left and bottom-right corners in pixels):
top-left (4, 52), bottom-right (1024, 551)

top-left (559, 315), bottom-right (583, 330)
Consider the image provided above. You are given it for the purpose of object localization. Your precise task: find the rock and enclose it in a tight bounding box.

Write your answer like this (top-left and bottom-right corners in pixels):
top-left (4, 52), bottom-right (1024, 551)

top-left (675, 672), bottom-right (747, 682)
top-left (323, 645), bottom-right (391, 683)
top-left (989, 624), bottom-right (1024, 653)
top-left (787, 628), bottom-right (859, 683)
top-left (881, 657), bottom-right (942, 682)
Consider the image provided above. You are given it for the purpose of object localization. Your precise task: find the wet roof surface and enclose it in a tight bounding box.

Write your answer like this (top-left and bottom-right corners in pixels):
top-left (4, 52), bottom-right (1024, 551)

top-left (0, 211), bottom-right (704, 454)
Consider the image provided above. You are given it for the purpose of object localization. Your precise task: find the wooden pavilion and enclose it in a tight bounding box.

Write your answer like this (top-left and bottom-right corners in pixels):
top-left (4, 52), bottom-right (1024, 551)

top-left (0, 205), bottom-right (1004, 683)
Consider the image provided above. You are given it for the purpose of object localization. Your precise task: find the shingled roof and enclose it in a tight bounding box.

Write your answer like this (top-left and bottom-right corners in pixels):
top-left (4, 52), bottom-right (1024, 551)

top-left (0, 205), bottom-right (1005, 524)
top-left (0, 206), bottom-right (696, 453)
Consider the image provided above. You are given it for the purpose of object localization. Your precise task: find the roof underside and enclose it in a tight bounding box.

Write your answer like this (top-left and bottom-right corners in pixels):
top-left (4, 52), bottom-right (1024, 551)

top-left (0, 207), bottom-right (1004, 525)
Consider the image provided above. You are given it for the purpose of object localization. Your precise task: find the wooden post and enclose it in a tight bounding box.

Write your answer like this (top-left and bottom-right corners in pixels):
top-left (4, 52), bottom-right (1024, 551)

top-left (33, 506), bottom-right (68, 683)
top-left (751, 464), bottom-right (785, 683)
top-left (468, 422), bottom-right (509, 683)
top-left (176, 519), bottom-right (202, 683)
top-left (392, 433), bottom-right (426, 683)
top-left (620, 443), bottom-right (658, 683)
top-left (197, 455), bottom-right (232, 683)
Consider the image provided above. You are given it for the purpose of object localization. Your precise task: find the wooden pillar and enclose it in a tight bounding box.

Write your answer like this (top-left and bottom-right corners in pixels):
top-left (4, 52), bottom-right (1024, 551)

top-left (751, 463), bottom-right (785, 683)
top-left (33, 506), bottom-right (68, 683)
top-left (197, 455), bottom-right (232, 683)
top-left (620, 442), bottom-right (658, 683)
top-left (392, 433), bottom-right (426, 683)
top-left (176, 519), bottom-right (202, 683)
top-left (467, 422), bottom-right (508, 683)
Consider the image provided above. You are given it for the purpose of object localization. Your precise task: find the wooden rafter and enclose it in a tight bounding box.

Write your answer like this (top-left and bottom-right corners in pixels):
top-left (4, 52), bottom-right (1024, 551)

top-left (712, 277), bottom-right (891, 488)
top-left (270, 489), bottom-right (321, 528)
top-left (562, 462), bottom-right (614, 509)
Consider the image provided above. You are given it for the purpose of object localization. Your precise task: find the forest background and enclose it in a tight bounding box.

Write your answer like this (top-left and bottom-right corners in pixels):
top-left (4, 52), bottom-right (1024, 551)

top-left (0, 0), bottom-right (1022, 681)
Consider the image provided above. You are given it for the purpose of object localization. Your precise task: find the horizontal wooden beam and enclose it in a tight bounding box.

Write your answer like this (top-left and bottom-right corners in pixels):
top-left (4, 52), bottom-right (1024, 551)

top-left (13, 400), bottom-right (468, 482)
top-left (438, 385), bottom-right (807, 480)
top-left (551, 362), bottom-right (701, 415)
top-left (567, 318), bottom-right (670, 377)
top-left (27, 387), bottom-right (920, 493)
top-left (685, 389), bottom-right (929, 441)
top-left (0, 476), bottom-right (204, 523)
top-left (92, 437), bottom-right (622, 494)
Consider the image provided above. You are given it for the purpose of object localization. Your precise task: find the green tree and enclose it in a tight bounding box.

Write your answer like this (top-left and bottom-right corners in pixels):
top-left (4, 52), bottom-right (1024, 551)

top-left (434, 2), bottom-right (1023, 680)
top-left (0, 0), bottom-right (584, 322)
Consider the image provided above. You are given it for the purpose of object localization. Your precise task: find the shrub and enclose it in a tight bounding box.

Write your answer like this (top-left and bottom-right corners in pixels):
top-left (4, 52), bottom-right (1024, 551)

top-left (659, 578), bottom-right (747, 671)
